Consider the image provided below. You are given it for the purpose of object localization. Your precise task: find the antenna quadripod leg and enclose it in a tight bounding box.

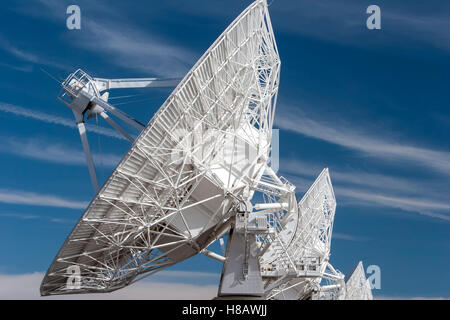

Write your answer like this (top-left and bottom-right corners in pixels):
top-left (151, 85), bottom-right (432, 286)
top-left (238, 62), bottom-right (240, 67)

top-left (216, 203), bottom-right (273, 300)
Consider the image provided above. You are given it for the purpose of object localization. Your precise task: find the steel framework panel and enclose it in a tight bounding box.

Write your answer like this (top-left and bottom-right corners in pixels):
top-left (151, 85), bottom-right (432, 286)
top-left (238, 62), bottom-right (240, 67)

top-left (41, 0), bottom-right (280, 296)
top-left (344, 261), bottom-right (373, 300)
top-left (261, 168), bottom-right (337, 300)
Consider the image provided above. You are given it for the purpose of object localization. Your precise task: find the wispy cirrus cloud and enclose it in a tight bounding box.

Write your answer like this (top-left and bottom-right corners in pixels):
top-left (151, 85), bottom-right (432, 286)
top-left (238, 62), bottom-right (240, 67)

top-left (270, 0), bottom-right (450, 53)
top-left (283, 159), bottom-right (450, 222)
top-left (335, 188), bottom-right (450, 222)
top-left (79, 19), bottom-right (195, 77)
top-left (0, 102), bottom-right (125, 140)
top-left (0, 213), bottom-right (75, 224)
top-left (276, 107), bottom-right (450, 176)
top-left (0, 35), bottom-right (68, 70)
top-left (333, 233), bottom-right (370, 242)
top-left (158, 0), bottom-right (450, 55)
top-left (0, 271), bottom-right (218, 299)
top-left (0, 189), bottom-right (88, 209)
top-left (0, 61), bottom-right (33, 73)
top-left (282, 159), bottom-right (422, 194)
top-left (0, 39), bottom-right (40, 63)
top-left (0, 213), bottom-right (40, 220)
top-left (3, 271), bottom-right (448, 300)
top-left (0, 136), bottom-right (121, 168)
top-left (21, 0), bottom-right (196, 77)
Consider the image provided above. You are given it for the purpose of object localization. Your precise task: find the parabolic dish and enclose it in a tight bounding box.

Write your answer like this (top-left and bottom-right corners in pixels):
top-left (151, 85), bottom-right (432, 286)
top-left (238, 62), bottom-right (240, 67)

top-left (262, 168), bottom-right (337, 300)
top-left (41, 0), bottom-right (280, 296)
top-left (344, 261), bottom-right (373, 300)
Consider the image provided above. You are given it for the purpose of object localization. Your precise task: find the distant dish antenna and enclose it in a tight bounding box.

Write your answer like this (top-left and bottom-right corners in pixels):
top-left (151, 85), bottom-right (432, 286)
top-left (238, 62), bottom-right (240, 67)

top-left (41, 0), bottom-right (372, 300)
top-left (342, 261), bottom-right (373, 300)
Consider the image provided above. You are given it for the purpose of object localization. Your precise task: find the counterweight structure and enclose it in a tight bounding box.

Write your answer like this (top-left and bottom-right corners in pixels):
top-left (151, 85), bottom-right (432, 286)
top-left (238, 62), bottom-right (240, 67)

top-left (40, 0), bottom-right (373, 300)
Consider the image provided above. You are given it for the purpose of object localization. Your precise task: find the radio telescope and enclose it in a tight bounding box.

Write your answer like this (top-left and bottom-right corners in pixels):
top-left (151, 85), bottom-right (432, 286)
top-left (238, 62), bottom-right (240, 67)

top-left (342, 262), bottom-right (374, 300)
top-left (40, 0), bottom-right (373, 300)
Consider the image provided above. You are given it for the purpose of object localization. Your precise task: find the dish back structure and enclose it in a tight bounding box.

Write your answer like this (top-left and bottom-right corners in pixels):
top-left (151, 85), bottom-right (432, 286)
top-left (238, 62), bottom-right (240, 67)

top-left (40, 0), bottom-right (372, 300)
top-left (41, 0), bottom-right (280, 296)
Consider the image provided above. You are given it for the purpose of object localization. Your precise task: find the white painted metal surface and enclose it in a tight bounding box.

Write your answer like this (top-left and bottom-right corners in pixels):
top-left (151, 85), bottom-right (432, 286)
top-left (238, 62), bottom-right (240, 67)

top-left (41, 0), bottom-right (373, 300)
top-left (261, 168), bottom-right (339, 300)
top-left (343, 261), bottom-right (373, 300)
top-left (41, 0), bottom-right (281, 296)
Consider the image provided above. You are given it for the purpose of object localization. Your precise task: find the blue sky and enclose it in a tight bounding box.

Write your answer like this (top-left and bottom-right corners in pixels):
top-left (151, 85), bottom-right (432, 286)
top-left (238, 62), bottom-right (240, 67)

top-left (0, 0), bottom-right (449, 299)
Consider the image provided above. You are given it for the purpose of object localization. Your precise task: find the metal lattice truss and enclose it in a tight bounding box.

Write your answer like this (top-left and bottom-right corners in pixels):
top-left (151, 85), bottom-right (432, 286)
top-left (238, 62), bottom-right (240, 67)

top-left (41, 0), bottom-right (373, 300)
top-left (260, 169), bottom-right (339, 300)
top-left (341, 261), bottom-right (373, 300)
top-left (256, 170), bottom-right (374, 301)
top-left (41, 0), bottom-right (281, 296)
top-left (312, 261), bottom-right (373, 300)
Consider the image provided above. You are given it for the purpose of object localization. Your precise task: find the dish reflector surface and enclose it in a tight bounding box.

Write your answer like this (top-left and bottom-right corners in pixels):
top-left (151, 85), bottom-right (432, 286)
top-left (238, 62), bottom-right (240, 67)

top-left (41, 0), bottom-right (280, 295)
top-left (262, 168), bottom-right (337, 300)
top-left (344, 261), bottom-right (373, 300)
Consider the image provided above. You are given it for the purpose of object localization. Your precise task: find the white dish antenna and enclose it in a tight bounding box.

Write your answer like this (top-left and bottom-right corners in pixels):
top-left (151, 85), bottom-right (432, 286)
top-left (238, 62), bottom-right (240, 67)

top-left (342, 261), bottom-right (373, 300)
top-left (261, 169), bottom-right (341, 300)
top-left (40, 0), bottom-right (372, 300)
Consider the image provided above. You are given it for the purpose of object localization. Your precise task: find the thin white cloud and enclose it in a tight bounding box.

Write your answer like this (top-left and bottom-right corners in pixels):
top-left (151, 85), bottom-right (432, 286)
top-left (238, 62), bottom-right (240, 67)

top-left (0, 136), bottom-right (121, 168)
top-left (283, 159), bottom-right (450, 222)
top-left (0, 189), bottom-right (88, 209)
top-left (155, 270), bottom-right (220, 279)
top-left (48, 218), bottom-right (76, 224)
top-left (2, 271), bottom-right (447, 300)
top-left (0, 271), bottom-right (218, 299)
top-left (276, 108), bottom-right (450, 175)
top-left (270, 0), bottom-right (450, 53)
top-left (282, 159), bottom-right (422, 194)
top-left (1, 42), bottom-right (40, 63)
top-left (0, 213), bottom-right (76, 224)
top-left (80, 19), bottom-right (195, 77)
top-left (0, 36), bottom-right (68, 70)
top-left (168, 0), bottom-right (450, 54)
top-left (333, 233), bottom-right (370, 242)
top-left (25, 0), bottom-right (195, 77)
top-left (0, 213), bottom-right (40, 220)
top-left (335, 188), bottom-right (450, 222)
top-left (0, 102), bottom-right (125, 140)
top-left (0, 61), bottom-right (33, 73)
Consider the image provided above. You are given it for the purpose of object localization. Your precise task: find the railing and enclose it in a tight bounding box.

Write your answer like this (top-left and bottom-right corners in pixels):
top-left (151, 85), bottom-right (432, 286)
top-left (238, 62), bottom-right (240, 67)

top-left (57, 69), bottom-right (99, 108)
